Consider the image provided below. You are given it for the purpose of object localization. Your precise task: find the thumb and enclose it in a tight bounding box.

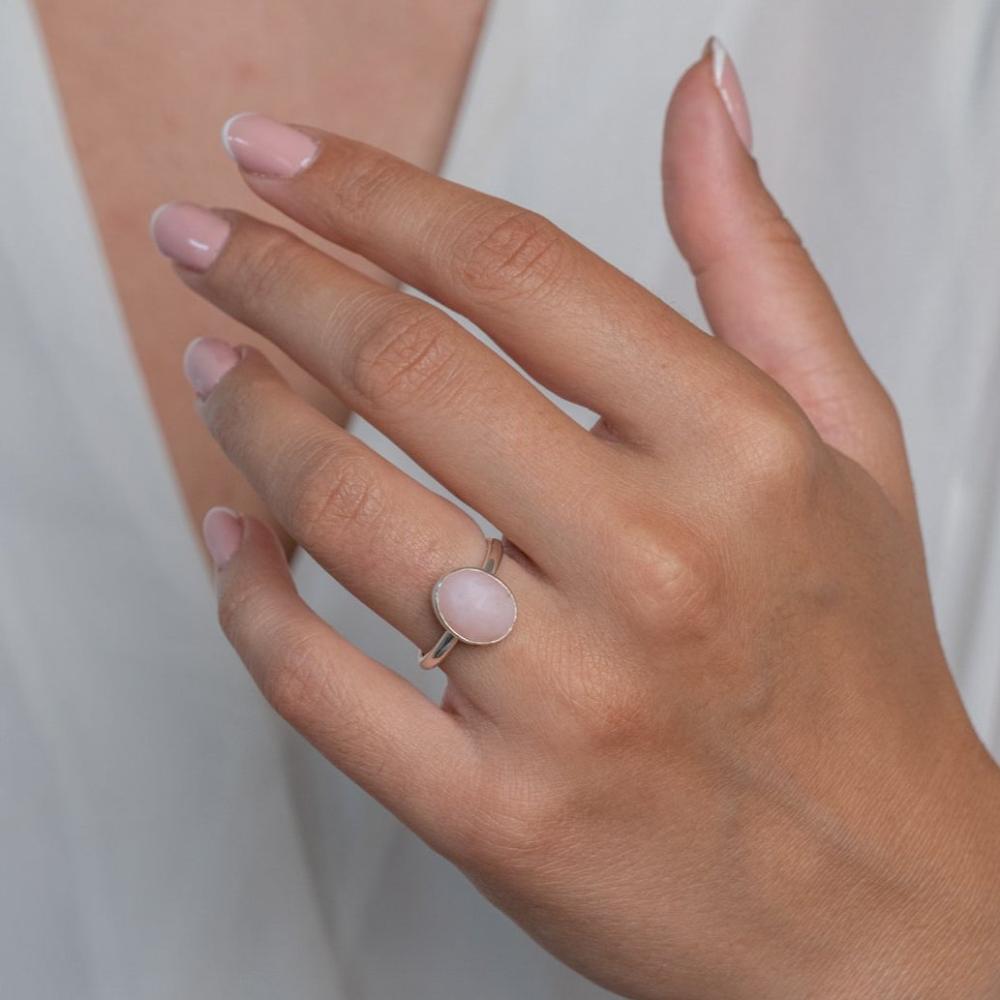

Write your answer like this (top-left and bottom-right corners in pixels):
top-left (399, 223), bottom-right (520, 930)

top-left (662, 37), bottom-right (917, 527)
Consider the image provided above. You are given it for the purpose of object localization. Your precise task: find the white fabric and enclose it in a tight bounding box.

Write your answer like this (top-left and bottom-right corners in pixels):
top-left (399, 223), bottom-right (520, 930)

top-left (3, 0), bottom-right (998, 996)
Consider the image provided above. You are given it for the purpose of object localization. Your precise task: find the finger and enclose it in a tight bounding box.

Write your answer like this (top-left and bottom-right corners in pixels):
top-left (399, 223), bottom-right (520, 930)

top-left (190, 338), bottom-right (547, 711)
top-left (219, 113), bottom-right (746, 444)
top-left (661, 38), bottom-right (918, 526)
top-left (151, 200), bottom-right (604, 575)
top-left (203, 507), bottom-right (477, 854)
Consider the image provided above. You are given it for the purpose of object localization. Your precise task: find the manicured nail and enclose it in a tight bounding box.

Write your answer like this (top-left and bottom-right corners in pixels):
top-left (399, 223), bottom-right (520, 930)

top-left (183, 336), bottom-right (240, 399)
top-left (150, 201), bottom-right (231, 272)
top-left (221, 112), bottom-right (319, 178)
top-left (705, 37), bottom-right (753, 152)
top-left (202, 506), bottom-right (244, 570)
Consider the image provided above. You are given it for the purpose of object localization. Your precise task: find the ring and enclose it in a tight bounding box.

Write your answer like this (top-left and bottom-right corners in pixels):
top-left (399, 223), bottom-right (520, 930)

top-left (419, 537), bottom-right (518, 669)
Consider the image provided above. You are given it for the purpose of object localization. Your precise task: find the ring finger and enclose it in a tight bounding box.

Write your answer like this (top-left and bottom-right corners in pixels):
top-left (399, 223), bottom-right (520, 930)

top-left (188, 341), bottom-right (550, 711)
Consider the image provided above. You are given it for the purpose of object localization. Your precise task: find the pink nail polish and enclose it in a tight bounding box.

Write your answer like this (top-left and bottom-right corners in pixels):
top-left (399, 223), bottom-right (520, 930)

top-left (202, 506), bottom-right (244, 570)
top-left (183, 336), bottom-right (240, 399)
top-left (150, 201), bottom-right (231, 272)
top-left (705, 37), bottom-right (753, 152)
top-left (221, 112), bottom-right (319, 179)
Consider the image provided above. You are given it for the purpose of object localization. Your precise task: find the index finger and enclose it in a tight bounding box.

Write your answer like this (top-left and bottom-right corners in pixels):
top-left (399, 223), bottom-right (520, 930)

top-left (221, 114), bottom-right (743, 442)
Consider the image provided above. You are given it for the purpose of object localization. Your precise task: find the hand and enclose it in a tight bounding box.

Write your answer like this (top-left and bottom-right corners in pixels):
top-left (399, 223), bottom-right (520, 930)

top-left (151, 44), bottom-right (1000, 999)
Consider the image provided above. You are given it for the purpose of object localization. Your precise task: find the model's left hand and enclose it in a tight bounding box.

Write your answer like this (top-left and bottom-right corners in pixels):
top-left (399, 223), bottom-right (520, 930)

top-left (151, 43), bottom-right (1000, 1000)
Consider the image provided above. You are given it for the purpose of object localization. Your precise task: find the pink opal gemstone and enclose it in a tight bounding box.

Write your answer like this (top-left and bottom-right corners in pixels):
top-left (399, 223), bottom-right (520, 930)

top-left (433, 568), bottom-right (517, 644)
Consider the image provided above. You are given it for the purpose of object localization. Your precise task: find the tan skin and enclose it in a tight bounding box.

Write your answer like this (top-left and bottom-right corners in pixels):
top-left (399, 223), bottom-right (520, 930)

top-left (35, 0), bottom-right (487, 540)
top-left (37, 7), bottom-right (1000, 997)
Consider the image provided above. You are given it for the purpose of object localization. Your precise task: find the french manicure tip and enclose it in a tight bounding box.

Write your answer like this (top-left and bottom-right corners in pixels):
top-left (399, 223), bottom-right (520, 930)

top-left (148, 200), bottom-right (173, 246)
top-left (706, 35), bottom-right (727, 86)
top-left (220, 111), bottom-right (257, 159)
top-left (183, 336), bottom-right (240, 399)
top-left (182, 334), bottom-right (207, 374)
top-left (202, 506), bottom-right (244, 570)
top-left (206, 504), bottom-right (240, 519)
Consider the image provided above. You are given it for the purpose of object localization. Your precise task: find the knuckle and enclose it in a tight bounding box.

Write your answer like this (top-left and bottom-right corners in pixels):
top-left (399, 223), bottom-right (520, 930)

top-left (452, 206), bottom-right (567, 300)
top-left (550, 677), bottom-right (655, 765)
top-left (868, 379), bottom-right (904, 436)
top-left (456, 770), bottom-right (573, 874)
top-left (692, 212), bottom-right (803, 283)
top-left (260, 627), bottom-right (331, 727)
top-left (217, 573), bottom-right (268, 644)
top-left (541, 625), bottom-right (656, 751)
top-left (349, 299), bottom-right (467, 411)
top-left (200, 360), bottom-right (257, 439)
top-left (758, 212), bottom-right (805, 254)
top-left (285, 439), bottom-right (387, 543)
top-left (607, 519), bottom-right (722, 639)
top-left (738, 404), bottom-right (822, 496)
top-left (329, 146), bottom-right (407, 218)
top-left (237, 228), bottom-right (313, 310)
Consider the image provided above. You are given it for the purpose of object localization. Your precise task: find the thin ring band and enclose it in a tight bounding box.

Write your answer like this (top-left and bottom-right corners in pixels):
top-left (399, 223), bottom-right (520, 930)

top-left (419, 537), bottom-right (510, 669)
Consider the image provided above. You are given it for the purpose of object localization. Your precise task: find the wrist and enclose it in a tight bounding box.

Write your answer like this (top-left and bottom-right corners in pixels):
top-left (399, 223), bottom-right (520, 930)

top-left (817, 739), bottom-right (1000, 999)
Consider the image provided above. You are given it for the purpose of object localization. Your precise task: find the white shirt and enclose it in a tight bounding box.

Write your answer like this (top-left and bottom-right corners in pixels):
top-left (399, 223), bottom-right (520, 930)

top-left (3, 1), bottom-right (998, 996)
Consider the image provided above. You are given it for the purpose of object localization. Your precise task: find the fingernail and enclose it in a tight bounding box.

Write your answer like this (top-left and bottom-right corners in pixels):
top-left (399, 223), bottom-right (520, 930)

top-left (150, 201), bottom-right (231, 272)
top-left (183, 336), bottom-right (240, 399)
top-left (202, 506), bottom-right (244, 570)
top-left (221, 112), bottom-right (319, 179)
top-left (705, 36), bottom-right (753, 152)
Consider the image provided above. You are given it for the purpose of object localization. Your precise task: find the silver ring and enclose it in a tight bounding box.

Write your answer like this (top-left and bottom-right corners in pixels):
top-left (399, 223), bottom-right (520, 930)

top-left (419, 537), bottom-right (517, 669)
